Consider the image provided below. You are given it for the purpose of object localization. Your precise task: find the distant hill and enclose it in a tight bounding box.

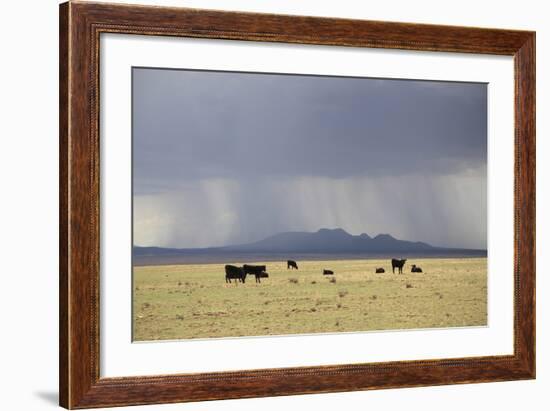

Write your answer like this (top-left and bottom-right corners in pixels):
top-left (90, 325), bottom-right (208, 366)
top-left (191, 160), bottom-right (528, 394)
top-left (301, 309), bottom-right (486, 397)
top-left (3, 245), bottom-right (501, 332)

top-left (133, 228), bottom-right (486, 266)
top-left (221, 228), bottom-right (435, 253)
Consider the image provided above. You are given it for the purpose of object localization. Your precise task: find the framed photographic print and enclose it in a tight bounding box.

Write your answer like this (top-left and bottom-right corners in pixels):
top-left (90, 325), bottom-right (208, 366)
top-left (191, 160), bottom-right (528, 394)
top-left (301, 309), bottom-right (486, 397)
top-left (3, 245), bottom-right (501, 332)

top-left (59, 1), bottom-right (535, 409)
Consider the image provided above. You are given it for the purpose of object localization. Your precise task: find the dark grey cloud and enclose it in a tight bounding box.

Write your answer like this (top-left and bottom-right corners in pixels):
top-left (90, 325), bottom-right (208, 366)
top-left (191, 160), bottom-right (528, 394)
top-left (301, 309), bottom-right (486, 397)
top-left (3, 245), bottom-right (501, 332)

top-left (132, 68), bottom-right (487, 249)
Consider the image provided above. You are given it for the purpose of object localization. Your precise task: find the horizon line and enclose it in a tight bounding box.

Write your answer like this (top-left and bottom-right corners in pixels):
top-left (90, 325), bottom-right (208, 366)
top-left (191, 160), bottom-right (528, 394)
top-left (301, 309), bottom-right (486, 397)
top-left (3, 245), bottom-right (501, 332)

top-left (133, 227), bottom-right (487, 252)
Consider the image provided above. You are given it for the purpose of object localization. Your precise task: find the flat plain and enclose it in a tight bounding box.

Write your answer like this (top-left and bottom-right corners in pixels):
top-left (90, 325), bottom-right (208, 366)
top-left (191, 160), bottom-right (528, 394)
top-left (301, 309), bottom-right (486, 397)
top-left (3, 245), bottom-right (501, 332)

top-left (133, 257), bottom-right (487, 341)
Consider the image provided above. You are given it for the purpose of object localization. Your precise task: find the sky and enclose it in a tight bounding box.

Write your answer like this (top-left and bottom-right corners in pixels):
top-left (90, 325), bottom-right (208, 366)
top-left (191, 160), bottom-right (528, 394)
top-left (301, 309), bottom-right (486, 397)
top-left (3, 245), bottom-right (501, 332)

top-left (132, 67), bottom-right (487, 250)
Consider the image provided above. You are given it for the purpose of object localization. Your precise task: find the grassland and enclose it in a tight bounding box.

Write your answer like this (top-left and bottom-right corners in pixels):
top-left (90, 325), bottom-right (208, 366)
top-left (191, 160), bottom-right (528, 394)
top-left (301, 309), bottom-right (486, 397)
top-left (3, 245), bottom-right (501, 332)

top-left (133, 257), bottom-right (487, 341)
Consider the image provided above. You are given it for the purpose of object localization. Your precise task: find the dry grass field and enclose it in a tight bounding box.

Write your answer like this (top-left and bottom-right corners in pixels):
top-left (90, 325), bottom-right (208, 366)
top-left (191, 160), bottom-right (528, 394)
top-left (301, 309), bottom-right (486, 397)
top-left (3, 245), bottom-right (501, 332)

top-left (133, 257), bottom-right (487, 341)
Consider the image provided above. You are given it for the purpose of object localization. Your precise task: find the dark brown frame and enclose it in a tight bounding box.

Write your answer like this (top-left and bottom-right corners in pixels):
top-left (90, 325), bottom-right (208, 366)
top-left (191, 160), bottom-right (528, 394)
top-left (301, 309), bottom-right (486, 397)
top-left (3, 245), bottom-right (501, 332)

top-left (59, 1), bottom-right (535, 409)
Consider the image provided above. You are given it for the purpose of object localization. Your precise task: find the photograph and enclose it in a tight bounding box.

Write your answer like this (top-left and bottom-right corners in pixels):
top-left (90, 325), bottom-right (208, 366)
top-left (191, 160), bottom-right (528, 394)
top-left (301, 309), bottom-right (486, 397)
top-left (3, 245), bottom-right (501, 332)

top-left (52, 1), bottom-right (537, 408)
top-left (132, 67), bottom-right (488, 341)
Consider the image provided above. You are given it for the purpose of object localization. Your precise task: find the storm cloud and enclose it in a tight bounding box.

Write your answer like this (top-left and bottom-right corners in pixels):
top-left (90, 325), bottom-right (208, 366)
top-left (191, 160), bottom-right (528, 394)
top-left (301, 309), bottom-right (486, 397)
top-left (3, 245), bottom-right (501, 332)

top-left (133, 68), bottom-right (487, 249)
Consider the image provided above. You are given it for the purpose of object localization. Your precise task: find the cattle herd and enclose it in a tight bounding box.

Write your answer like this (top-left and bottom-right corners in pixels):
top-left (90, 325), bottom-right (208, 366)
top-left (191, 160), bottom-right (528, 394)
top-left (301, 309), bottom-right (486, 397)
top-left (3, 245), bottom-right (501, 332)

top-left (224, 264), bottom-right (267, 284)
top-left (377, 259), bottom-right (423, 274)
top-left (225, 258), bottom-right (423, 284)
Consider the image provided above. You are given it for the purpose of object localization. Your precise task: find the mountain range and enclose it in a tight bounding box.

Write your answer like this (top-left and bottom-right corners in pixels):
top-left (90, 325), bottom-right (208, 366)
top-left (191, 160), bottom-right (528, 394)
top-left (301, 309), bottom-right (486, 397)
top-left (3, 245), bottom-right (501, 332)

top-left (133, 228), bottom-right (486, 266)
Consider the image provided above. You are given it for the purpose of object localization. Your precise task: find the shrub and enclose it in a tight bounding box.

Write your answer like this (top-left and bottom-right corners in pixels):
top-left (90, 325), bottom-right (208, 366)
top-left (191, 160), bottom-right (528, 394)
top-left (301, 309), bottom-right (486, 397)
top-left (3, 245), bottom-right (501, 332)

top-left (289, 278), bottom-right (299, 284)
top-left (329, 277), bottom-right (336, 284)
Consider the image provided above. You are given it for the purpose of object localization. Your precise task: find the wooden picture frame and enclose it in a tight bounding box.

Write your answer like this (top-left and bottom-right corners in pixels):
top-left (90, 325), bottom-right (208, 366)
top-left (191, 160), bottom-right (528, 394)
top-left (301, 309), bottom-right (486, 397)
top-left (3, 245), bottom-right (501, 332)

top-left (59, 1), bottom-right (535, 408)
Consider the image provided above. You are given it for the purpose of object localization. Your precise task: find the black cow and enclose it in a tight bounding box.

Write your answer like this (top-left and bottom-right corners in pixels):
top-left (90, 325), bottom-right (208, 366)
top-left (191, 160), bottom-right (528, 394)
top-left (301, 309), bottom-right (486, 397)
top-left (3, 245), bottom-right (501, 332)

top-left (375, 268), bottom-right (385, 273)
top-left (225, 265), bottom-right (246, 284)
top-left (258, 271), bottom-right (269, 281)
top-left (411, 264), bottom-right (423, 273)
top-left (287, 260), bottom-right (298, 270)
top-left (391, 258), bottom-right (407, 274)
top-left (323, 269), bottom-right (334, 275)
top-left (243, 264), bottom-right (268, 283)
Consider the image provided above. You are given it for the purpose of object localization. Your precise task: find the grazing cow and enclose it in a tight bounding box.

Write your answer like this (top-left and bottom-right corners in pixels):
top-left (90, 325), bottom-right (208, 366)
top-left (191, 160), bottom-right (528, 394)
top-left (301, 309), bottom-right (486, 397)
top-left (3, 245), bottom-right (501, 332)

top-left (287, 260), bottom-right (299, 270)
top-left (258, 271), bottom-right (269, 281)
top-left (411, 264), bottom-right (423, 273)
top-left (243, 264), bottom-right (268, 283)
top-left (247, 271), bottom-right (269, 283)
top-left (391, 258), bottom-right (407, 274)
top-left (323, 269), bottom-right (334, 275)
top-left (243, 264), bottom-right (266, 275)
top-left (375, 268), bottom-right (385, 273)
top-left (225, 265), bottom-right (246, 284)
